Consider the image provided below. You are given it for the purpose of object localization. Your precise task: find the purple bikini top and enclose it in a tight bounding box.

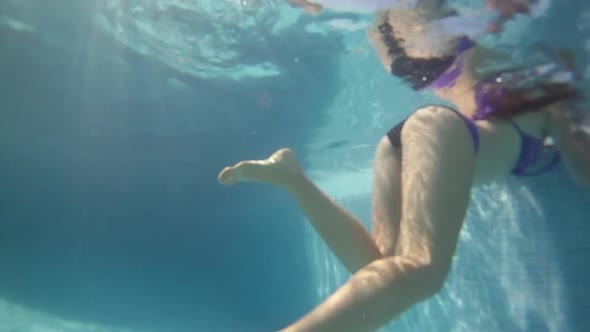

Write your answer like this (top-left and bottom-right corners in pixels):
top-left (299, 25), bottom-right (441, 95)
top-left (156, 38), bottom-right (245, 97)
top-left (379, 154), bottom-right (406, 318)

top-left (473, 81), bottom-right (505, 120)
top-left (423, 37), bottom-right (562, 176)
top-left (423, 37), bottom-right (506, 121)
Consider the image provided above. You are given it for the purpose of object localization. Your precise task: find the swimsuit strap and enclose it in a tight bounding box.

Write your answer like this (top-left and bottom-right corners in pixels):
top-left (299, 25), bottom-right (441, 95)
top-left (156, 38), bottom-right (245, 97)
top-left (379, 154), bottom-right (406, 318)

top-left (506, 120), bottom-right (561, 176)
top-left (506, 119), bottom-right (525, 135)
top-left (452, 108), bottom-right (480, 154)
top-left (515, 151), bottom-right (562, 177)
top-left (473, 81), bottom-right (506, 120)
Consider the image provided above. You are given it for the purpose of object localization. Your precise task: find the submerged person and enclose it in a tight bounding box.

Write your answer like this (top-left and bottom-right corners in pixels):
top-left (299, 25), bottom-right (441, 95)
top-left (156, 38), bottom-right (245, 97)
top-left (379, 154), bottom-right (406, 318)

top-left (218, 1), bottom-right (590, 331)
top-left (287, 0), bottom-right (549, 38)
top-left (286, 0), bottom-right (417, 14)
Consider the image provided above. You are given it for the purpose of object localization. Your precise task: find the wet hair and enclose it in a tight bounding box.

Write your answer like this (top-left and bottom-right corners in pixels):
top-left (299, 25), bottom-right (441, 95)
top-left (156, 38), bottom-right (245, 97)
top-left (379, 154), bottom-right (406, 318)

top-left (482, 45), bottom-right (585, 118)
top-left (477, 69), bottom-right (582, 119)
top-left (378, 21), bottom-right (456, 90)
top-left (485, 81), bottom-right (581, 119)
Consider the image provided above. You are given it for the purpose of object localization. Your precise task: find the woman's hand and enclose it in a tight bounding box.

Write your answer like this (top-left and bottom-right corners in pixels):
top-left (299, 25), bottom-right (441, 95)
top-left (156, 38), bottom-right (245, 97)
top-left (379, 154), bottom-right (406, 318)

top-left (487, 0), bottom-right (531, 19)
top-left (485, 0), bottom-right (532, 34)
top-left (547, 103), bottom-right (587, 131)
top-left (286, 0), bottom-right (322, 14)
top-left (547, 103), bottom-right (590, 187)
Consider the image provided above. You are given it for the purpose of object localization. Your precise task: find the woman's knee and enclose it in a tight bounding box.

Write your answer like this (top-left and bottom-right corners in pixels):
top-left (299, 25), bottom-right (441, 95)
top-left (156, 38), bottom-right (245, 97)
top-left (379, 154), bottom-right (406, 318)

top-left (408, 257), bottom-right (452, 300)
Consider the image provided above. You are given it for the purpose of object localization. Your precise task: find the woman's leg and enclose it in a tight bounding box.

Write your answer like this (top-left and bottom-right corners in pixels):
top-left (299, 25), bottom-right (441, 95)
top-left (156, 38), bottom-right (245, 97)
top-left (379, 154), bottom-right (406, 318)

top-left (371, 136), bottom-right (404, 257)
top-left (279, 106), bottom-right (477, 332)
top-left (218, 148), bottom-right (382, 273)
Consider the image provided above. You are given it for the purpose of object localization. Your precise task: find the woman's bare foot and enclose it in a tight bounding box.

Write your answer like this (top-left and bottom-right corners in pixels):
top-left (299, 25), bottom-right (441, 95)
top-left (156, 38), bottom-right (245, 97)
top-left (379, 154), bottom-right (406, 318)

top-left (217, 148), bottom-right (303, 186)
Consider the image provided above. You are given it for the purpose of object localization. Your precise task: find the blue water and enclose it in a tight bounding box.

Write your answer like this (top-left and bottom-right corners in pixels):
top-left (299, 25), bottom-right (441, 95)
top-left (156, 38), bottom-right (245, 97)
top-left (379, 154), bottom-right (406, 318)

top-left (0, 0), bottom-right (589, 331)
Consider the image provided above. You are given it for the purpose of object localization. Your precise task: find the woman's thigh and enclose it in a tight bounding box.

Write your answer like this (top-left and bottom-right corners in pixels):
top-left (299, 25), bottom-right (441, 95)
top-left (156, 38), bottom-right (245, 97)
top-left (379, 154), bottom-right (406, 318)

top-left (372, 136), bottom-right (403, 257)
top-left (396, 106), bottom-right (476, 269)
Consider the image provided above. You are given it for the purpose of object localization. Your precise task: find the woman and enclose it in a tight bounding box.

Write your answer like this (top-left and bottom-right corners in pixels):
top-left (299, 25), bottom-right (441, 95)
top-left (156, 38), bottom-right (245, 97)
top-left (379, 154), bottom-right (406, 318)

top-left (286, 0), bottom-right (417, 14)
top-left (218, 1), bottom-right (590, 331)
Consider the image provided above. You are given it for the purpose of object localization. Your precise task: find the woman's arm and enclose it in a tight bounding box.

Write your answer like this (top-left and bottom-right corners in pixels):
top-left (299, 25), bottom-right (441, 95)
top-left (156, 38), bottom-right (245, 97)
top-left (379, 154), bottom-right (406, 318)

top-left (487, 0), bottom-right (531, 18)
top-left (485, 0), bottom-right (534, 33)
top-left (547, 105), bottom-right (590, 187)
top-left (468, 45), bottom-right (512, 75)
top-left (286, 0), bottom-right (322, 14)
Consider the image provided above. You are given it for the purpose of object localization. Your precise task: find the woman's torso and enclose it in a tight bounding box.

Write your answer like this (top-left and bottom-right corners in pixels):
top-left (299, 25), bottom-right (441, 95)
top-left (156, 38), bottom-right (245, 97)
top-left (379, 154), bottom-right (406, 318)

top-left (435, 48), bottom-right (552, 184)
top-left (473, 111), bottom-right (548, 184)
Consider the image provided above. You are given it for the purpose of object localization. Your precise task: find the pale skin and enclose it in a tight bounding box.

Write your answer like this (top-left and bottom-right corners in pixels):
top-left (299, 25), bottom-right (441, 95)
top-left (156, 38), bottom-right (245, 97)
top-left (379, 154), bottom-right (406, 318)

top-left (218, 4), bottom-right (590, 332)
top-left (286, 0), bottom-right (323, 14)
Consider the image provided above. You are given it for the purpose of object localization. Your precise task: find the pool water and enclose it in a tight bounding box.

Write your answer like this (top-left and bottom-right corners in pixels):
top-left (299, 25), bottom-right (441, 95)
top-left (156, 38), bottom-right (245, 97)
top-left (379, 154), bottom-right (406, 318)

top-left (0, 0), bottom-right (589, 331)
